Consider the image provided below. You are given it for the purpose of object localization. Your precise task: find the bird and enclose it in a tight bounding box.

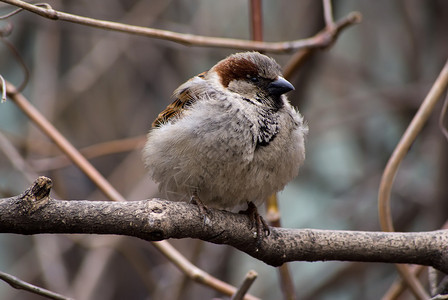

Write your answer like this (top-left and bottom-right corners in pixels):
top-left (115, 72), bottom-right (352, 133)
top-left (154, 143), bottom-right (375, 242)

top-left (143, 51), bottom-right (308, 242)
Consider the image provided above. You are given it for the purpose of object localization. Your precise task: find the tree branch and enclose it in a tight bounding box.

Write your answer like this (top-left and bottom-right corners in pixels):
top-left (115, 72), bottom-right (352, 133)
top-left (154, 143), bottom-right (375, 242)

top-left (0, 270), bottom-right (72, 300)
top-left (377, 57), bottom-right (448, 299)
top-left (0, 0), bottom-right (361, 53)
top-left (2, 177), bottom-right (448, 273)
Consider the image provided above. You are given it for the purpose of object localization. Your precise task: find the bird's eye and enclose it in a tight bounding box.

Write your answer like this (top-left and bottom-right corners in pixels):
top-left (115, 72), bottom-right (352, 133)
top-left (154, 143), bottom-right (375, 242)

top-left (248, 75), bottom-right (259, 83)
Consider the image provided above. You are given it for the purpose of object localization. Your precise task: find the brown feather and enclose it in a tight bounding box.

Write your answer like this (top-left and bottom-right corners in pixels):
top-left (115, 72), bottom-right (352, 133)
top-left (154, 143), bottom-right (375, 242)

top-left (152, 72), bottom-right (207, 128)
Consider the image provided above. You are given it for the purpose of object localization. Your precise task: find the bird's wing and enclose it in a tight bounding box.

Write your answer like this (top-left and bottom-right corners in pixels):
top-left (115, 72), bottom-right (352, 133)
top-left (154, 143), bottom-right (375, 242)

top-left (152, 72), bottom-right (206, 128)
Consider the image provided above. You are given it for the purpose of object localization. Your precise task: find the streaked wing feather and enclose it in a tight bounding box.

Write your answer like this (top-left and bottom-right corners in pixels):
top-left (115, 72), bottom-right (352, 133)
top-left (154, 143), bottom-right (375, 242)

top-left (152, 72), bottom-right (207, 128)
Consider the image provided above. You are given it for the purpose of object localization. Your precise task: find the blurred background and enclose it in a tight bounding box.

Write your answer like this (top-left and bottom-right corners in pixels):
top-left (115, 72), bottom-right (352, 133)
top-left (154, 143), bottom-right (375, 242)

top-left (0, 0), bottom-right (447, 299)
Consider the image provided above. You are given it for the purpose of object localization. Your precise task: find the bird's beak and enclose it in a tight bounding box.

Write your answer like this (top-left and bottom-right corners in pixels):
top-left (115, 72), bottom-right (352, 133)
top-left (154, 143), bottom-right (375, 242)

top-left (267, 77), bottom-right (295, 96)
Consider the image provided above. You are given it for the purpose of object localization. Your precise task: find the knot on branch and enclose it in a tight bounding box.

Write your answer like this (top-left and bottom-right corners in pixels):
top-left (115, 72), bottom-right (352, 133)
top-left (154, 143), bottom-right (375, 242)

top-left (19, 176), bottom-right (53, 213)
top-left (29, 176), bottom-right (53, 200)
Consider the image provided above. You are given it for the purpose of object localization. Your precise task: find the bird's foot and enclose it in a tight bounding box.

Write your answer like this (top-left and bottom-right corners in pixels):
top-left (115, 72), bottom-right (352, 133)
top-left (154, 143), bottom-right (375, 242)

top-left (239, 201), bottom-right (270, 247)
top-left (190, 192), bottom-right (209, 224)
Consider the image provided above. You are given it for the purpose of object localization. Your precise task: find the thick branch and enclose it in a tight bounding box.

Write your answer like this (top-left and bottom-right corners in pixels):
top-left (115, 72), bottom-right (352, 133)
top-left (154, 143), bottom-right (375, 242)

top-left (1, 177), bottom-right (448, 272)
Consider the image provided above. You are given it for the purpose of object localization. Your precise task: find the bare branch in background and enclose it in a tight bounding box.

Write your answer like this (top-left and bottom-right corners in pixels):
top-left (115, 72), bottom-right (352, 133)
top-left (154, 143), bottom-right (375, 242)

top-left (0, 75), bottom-right (6, 102)
top-left (323, 0), bottom-right (336, 29)
top-left (378, 59), bottom-right (448, 299)
top-left (0, 0), bottom-right (360, 53)
top-left (439, 92), bottom-right (448, 141)
top-left (231, 270), bottom-right (258, 300)
top-left (0, 270), bottom-right (72, 300)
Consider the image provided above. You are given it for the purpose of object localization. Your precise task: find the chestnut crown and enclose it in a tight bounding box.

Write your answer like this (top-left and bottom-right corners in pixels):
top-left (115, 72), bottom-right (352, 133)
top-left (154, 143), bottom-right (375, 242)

top-left (213, 52), bottom-right (294, 108)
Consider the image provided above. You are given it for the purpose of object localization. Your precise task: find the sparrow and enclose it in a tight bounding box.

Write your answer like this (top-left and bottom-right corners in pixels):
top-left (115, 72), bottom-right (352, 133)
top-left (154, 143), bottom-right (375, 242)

top-left (143, 52), bottom-right (308, 242)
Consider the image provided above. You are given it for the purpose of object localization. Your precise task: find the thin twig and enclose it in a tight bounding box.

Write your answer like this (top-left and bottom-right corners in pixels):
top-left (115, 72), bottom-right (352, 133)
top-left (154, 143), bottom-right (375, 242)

top-left (433, 275), bottom-right (448, 297)
top-left (283, 49), bottom-right (313, 80)
top-left (0, 74), bottom-right (6, 102)
top-left (249, 0), bottom-right (263, 42)
top-left (394, 266), bottom-right (428, 299)
top-left (0, 2), bottom-right (50, 19)
top-left (323, 0), bottom-right (336, 29)
top-left (31, 135), bottom-right (145, 171)
top-left (68, 241), bottom-right (115, 300)
top-left (0, 0), bottom-right (360, 53)
top-left (3, 80), bottom-right (259, 300)
top-left (1, 2), bottom-right (48, 94)
top-left (429, 268), bottom-right (440, 297)
top-left (439, 92), bottom-right (448, 141)
top-left (231, 270), bottom-right (258, 300)
top-left (1, 37), bottom-right (30, 92)
top-left (266, 194), bottom-right (296, 300)
top-left (282, 11), bottom-right (361, 79)
top-left (378, 58), bottom-right (448, 230)
top-left (378, 59), bottom-right (448, 299)
top-left (383, 221), bottom-right (448, 300)
top-left (0, 270), bottom-right (72, 300)
top-left (5, 82), bottom-right (125, 202)
top-left (277, 263), bottom-right (296, 300)
top-left (382, 265), bottom-right (425, 300)
top-left (0, 131), bottom-right (38, 182)
top-left (151, 242), bottom-right (259, 300)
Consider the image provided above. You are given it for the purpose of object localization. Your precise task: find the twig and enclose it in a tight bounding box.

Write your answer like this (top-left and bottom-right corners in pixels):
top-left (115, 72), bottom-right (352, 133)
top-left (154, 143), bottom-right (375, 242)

top-left (378, 58), bottom-right (448, 230)
top-left (31, 135), bottom-right (146, 171)
top-left (0, 37), bottom-right (30, 92)
top-left (231, 270), bottom-right (258, 300)
top-left (0, 270), bottom-right (72, 300)
top-left (381, 265), bottom-right (425, 300)
top-left (0, 74), bottom-right (6, 102)
top-left (439, 91), bottom-right (448, 141)
top-left (249, 0), bottom-right (263, 42)
top-left (323, 0), bottom-right (336, 29)
top-left (151, 241), bottom-right (260, 300)
top-left (0, 2), bottom-right (50, 19)
top-left (116, 241), bottom-right (157, 293)
top-left (433, 275), bottom-right (448, 297)
top-left (1, 8), bottom-right (33, 92)
top-left (266, 194), bottom-right (296, 300)
top-left (3, 81), bottom-right (258, 300)
top-left (4, 81), bottom-right (125, 202)
top-left (383, 222), bottom-right (448, 300)
top-left (0, 131), bottom-right (38, 182)
top-left (68, 241), bottom-right (115, 300)
top-left (0, 0), bottom-right (360, 53)
top-left (395, 266), bottom-right (428, 298)
top-left (378, 59), bottom-right (448, 299)
top-left (58, 0), bottom-right (171, 107)
top-left (282, 47), bottom-right (313, 79)
top-left (282, 11), bottom-right (362, 79)
top-left (429, 268), bottom-right (439, 297)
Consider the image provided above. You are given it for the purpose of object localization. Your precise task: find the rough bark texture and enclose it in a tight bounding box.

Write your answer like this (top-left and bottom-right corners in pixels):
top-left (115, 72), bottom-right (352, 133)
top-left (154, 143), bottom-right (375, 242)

top-left (1, 177), bottom-right (447, 272)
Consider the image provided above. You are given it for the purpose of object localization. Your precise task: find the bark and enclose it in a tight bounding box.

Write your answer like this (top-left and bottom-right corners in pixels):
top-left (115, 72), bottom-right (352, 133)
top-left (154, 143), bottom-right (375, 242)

top-left (1, 177), bottom-right (447, 272)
